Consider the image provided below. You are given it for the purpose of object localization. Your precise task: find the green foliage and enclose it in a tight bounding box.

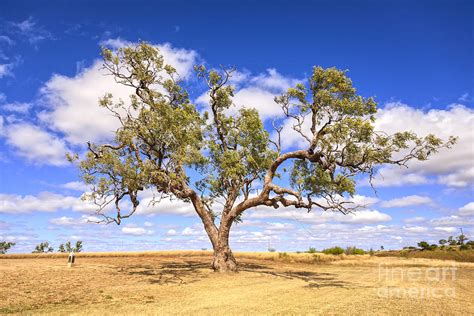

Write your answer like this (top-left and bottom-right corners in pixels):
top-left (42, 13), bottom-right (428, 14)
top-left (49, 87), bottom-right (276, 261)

top-left (74, 241), bottom-right (83, 252)
top-left (33, 242), bottom-right (54, 253)
top-left (59, 241), bottom-right (83, 252)
top-left (411, 233), bottom-right (471, 252)
top-left (457, 233), bottom-right (467, 245)
top-left (279, 67), bottom-right (456, 203)
top-left (460, 244), bottom-right (470, 250)
top-left (0, 241), bottom-right (15, 254)
top-left (307, 247), bottom-right (317, 253)
top-left (58, 244), bottom-right (66, 253)
top-left (344, 246), bottom-right (366, 255)
top-left (322, 246), bottom-right (344, 255)
top-left (448, 236), bottom-right (457, 246)
top-left (417, 241), bottom-right (437, 251)
top-left (70, 42), bottom-right (454, 257)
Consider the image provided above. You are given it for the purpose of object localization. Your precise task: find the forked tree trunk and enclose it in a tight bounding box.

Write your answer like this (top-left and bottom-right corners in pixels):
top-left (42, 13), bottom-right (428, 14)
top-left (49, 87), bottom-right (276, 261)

top-left (211, 235), bottom-right (238, 272)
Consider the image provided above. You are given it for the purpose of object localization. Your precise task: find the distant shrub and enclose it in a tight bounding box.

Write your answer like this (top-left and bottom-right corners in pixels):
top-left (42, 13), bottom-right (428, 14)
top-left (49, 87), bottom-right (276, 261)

top-left (58, 244), bottom-right (66, 253)
top-left (418, 241), bottom-right (438, 251)
top-left (307, 247), bottom-right (317, 253)
top-left (0, 241), bottom-right (15, 254)
top-left (344, 246), bottom-right (366, 255)
top-left (278, 252), bottom-right (291, 261)
top-left (58, 241), bottom-right (83, 253)
top-left (322, 246), bottom-right (344, 255)
top-left (74, 241), bottom-right (83, 253)
top-left (268, 247), bottom-right (276, 252)
top-left (448, 236), bottom-right (457, 246)
top-left (33, 242), bottom-right (54, 253)
top-left (417, 241), bottom-right (430, 250)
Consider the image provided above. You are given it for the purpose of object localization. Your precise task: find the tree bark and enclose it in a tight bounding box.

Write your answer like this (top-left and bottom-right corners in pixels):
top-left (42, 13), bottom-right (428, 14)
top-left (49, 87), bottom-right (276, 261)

top-left (212, 240), bottom-right (238, 272)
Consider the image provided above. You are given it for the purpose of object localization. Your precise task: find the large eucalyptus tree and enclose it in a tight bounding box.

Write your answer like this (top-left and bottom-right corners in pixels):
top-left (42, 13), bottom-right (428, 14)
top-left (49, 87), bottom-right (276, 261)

top-left (72, 43), bottom-right (455, 272)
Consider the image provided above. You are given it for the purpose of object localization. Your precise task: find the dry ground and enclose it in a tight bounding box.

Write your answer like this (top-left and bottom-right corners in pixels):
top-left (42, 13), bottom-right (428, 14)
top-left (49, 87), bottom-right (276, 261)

top-left (1, 251), bottom-right (473, 315)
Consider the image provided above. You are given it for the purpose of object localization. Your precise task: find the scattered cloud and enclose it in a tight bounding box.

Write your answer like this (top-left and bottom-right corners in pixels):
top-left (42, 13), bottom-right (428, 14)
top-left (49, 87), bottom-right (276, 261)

top-left (182, 226), bottom-right (202, 236)
top-left (49, 215), bottom-right (101, 226)
top-left (39, 40), bottom-right (198, 145)
top-left (135, 190), bottom-right (196, 216)
top-left (121, 225), bottom-right (154, 236)
top-left (403, 216), bottom-right (426, 223)
top-left (458, 92), bottom-right (471, 103)
top-left (434, 227), bottom-right (458, 233)
top-left (166, 229), bottom-right (177, 236)
top-left (197, 68), bottom-right (300, 121)
top-left (380, 195), bottom-right (433, 208)
top-left (458, 202), bottom-right (474, 216)
top-left (247, 207), bottom-right (392, 225)
top-left (9, 17), bottom-right (53, 45)
top-left (402, 226), bottom-right (428, 233)
top-left (61, 181), bottom-right (89, 192)
top-left (366, 103), bottom-right (474, 189)
top-left (4, 123), bottom-right (69, 166)
top-left (100, 38), bottom-right (198, 79)
top-left (430, 215), bottom-right (474, 227)
top-left (0, 63), bottom-right (14, 78)
top-left (50, 216), bottom-right (76, 226)
top-left (0, 192), bottom-right (96, 214)
top-left (0, 35), bottom-right (14, 46)
top-left (1, 102), bottom-right (31, 113)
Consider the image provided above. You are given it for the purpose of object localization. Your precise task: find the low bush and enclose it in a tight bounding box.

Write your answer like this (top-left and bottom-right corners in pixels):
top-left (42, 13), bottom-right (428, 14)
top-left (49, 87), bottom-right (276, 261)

top-left (322, 246), bottom-right (344, 255)
top-left (344, 246), bottom-right (366, 255)
top-left (278, 252), bottom-right (292, 262)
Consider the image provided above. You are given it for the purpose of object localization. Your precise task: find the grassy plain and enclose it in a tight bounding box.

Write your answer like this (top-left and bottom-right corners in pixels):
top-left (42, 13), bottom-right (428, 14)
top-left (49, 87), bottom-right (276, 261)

top-left (1, 251), bottom-right (473, 315)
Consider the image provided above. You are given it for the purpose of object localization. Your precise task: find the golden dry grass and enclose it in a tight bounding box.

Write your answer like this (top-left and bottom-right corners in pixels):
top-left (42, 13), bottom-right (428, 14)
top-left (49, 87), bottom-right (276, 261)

top-left (376, 249), bottom-right (474, 262)
top-left (1, 251), bottom-right (473, 315)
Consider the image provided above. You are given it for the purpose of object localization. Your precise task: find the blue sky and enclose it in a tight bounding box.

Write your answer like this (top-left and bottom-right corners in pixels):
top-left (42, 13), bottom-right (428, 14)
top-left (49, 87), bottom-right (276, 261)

top-left (0, 0), bottom-right (473, 253)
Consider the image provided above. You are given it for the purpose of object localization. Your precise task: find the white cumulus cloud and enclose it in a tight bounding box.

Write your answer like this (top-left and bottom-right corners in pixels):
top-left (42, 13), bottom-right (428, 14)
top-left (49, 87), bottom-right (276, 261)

top-left (4, 123), bottom-right (69, 166)
top-left (380, 195), bottom-right (433, 208)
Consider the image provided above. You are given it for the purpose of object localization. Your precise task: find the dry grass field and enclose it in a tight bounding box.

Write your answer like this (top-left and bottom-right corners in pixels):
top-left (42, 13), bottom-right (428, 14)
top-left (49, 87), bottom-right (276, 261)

top-left (1, 251), bottom-right (473, 315)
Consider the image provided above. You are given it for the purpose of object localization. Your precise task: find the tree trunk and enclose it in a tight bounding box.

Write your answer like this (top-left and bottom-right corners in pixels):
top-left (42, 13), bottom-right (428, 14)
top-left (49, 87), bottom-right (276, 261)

top-left (212, 239), bottom-right (238, 272)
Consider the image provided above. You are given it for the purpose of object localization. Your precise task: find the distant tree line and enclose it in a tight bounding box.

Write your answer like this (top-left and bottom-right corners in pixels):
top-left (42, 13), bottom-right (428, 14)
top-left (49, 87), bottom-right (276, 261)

top-left (283, 246), bottom-right (370, 255)
top-left (32, 241), bottom-right (83, 253)
top-left (407, 230), bottom-right (473, 251)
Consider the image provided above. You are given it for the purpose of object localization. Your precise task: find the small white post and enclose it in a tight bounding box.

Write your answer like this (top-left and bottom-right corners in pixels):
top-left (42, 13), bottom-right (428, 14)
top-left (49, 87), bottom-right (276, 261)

top-left (67, 251), bottom-right (75, 268)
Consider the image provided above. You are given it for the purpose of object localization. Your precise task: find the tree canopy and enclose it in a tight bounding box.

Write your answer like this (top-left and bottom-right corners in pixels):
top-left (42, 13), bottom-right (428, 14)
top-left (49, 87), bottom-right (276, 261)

top-left (71, 42), bottom-right (455, 272)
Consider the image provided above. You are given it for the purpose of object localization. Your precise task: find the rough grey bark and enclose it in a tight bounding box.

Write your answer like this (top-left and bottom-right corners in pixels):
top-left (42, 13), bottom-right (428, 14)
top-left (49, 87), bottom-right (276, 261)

top-left (212, 239), bottom-right (237, 272)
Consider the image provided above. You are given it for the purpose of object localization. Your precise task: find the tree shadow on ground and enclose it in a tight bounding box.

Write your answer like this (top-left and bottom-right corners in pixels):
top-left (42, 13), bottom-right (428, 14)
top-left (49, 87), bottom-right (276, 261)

top-left (118, 261), bottom-right (209, 285)
top-left (238, 262), bottom-right (354, 289)
top-left (118, 260), bottom-right (356, 289)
